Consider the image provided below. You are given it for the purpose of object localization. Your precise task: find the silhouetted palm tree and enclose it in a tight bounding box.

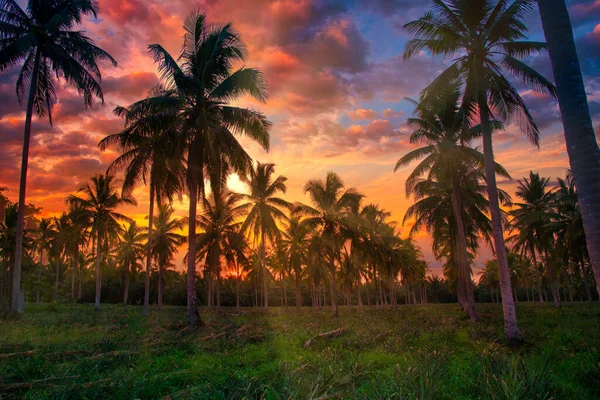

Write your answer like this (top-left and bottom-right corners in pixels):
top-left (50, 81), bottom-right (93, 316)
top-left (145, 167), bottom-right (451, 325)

top-left (67, 174), bottom-right (135, 310)
top-left (279, 209), bottom-right (312, 309)
top-left (34, 218), bottom-right (55, 302)
top-left (116, 221), bottom-right (145, 306)
top-left (0, 0), bottom-right (116, 312)
top-left (404, 0), bottom-right (556, 342)
top-left (538, 0), bottom-right (600, 295)
top-left (141, 12), bottom-right (271, 327)
top-left (240, 162), bottom-right (289, 310)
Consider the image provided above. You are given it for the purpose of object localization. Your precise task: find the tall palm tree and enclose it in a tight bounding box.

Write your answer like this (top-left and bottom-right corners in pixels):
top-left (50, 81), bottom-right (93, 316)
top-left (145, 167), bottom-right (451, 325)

top-left (100, 86), bottom-right (184, 316)
top-left (240, 162), bottom-right (289, 310)
top-left (140, 12), bottom-right (271, 327)
top-left (404, 0), bottom-right (556, 342)
top-left (65, 204), bottom-right (89, 298)
top-left (196, 190), bottom-right (248, 311)
top-left (537, 0), bottom-right (600, 294)
top-left (509, 172), bottom-right (556, 305)
top-left (0, 0), bottom-right (117, 312)
top-left (151, 203), bottom-right (186, 308)
top-left (395, 80), bottom-right (506, 321)
top-left (116, 221), bottom-right (145, 306)
top-left (301, 172), bottom-right (363, 317)
top-left (67, 174), bottom-right (135, 310)
top-left (279, 209), bottom-right (312, 309)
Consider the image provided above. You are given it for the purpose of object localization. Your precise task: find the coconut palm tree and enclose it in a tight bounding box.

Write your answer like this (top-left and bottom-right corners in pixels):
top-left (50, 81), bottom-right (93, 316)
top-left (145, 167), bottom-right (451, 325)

top-left (395, 80), bottom-right (507, 321)
top-left (65, 204), bottom-right (89, 298)
top-left (100, 86), bottom-right (184, 316)
top-left (301, 172), bottom-right (363, 317)
top-left (140, 12), bottom-right (271, 327)
top-left (404, 0), bottom-right (556, 342)
top-left (34, 218), bottom-right (55, 302)
top-left (537, 1), bottom-right (600, 294)
top-left (67, 174), bottom-right (135, 310)
top-left (151, 203), bottom-right (186, 308)
top-left (240, 162), bottom-right (289, 310)
top-left (279, 209), bottom-right (312, 309)
top-left (196, 190), bottom-right (248, 311)
top-left (116, 221), bottom-right (145, 306)
top-left (0, 0), bottom-right (117, 312)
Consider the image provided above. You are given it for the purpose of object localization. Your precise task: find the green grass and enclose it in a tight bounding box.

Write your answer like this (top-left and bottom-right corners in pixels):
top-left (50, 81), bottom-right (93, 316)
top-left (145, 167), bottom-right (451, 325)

top-left (1, 303), bottom-right (599, 399)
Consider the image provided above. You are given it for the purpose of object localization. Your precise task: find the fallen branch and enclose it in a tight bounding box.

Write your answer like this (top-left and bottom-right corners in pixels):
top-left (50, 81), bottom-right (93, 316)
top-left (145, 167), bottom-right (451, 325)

top-left (303, 328), bottom-right (344, 349)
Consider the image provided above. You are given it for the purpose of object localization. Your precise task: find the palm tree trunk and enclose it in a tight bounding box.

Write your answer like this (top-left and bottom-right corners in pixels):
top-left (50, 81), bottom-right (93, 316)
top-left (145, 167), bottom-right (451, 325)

top-left (94, 233), bottom-right (102, 311)
top-left (143, 183), bottom-right (155, 317)
top-left (330, 263), bottom-right (338, 317)
top-left (538, 1), bottom-right (600, 297)
top-left (579, 260), bottom-right (592, 302)
top-left (479, 97), bottom-right (521, 342)
top-left (71, 251), bottom-right (76, 299)
top-left (187, 175), bottom-right (199, 327)
top-left (260, 230), bottom-right (268, 310)
top-left (357, 271), bottom-right (363, 312)
top-left (236, 275), bottom-right (240, 309)
top-left (216, 275), bottom-right (221, 312)
top-left (123, 265), bottom-right (130, 306)
top-left (37, 249), bottom-right (43, 303)
top-left (11, 50), bottom-right (41, 314)
top-left (544, 251), bottom-right (561, 308)
top-left (451, 175), bottom-right (478, 322)
top-left (55, 262), bottom-right (60, 292)
top-left (295, 273), bottom-right (301, 310)
top-left (531, 245), bottom-right (544, 303)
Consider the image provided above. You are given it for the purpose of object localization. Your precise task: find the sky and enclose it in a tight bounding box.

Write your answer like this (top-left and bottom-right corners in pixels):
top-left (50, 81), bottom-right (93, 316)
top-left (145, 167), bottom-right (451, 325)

top-left (1, 0), bottom-right (600, 276)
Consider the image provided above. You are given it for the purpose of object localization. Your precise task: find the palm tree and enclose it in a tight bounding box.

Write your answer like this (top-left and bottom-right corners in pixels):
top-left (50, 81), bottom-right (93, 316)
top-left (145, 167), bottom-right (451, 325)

top-left (140, 12), bottom-right (271, 327)
top-left (100, 86), bottom-right (184, 316)
top-left (240, 162), bottom-right (289, 310)
top-left (151, 203), bottom-right (186, 308)
top-left (537, 1), bottom-right (600, 294)
top-left (0, 0), bottom-right (117, 312)
top-left (196, 190), bottom-right (248, 311)
top-left (67, 174), bottom-right (135, 310)
top-left (395, 80), bottom-right (507, 321)
top-left (509, 172), bottom-right (556, 305)
top-left (279, 209), bottom-right (312, 309)
top-left (301, 172), bottom-right (363, 317)
top-left (116, 221), bottom-right (145, 306)
top-left (65, 204), bottom-right (89, 298)
top-left (404, 0), bottom-right (556, 342)
top-left (34, 218), bottom-right (55, 302)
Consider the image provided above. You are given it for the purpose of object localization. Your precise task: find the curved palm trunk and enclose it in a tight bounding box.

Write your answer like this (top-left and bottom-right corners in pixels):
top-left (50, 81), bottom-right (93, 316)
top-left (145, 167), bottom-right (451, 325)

top-left (479, 98), bottom-right (521, 342)
top-left (94, 233), bottom-right (102, 311)
top-left (143, 183), bottom-right (155, 316)
top-left (538, 0), bottom-right (600, 296)
top-left (187, 175), bottom-right (200, 327)
top-left (260, 230), bottom-right (268, 310)
top-left (12, 51), bottom-right (41, 313)
top-left (451, 175), bottom-right (478, 322)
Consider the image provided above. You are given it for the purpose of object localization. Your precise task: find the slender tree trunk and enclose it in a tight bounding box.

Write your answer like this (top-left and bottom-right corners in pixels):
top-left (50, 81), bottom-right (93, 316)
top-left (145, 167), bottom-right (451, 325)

top-left (216, 275), bottom-right (221, 312)
top-left (55, 261), bottom-right (60, 292)
top-left (545, 251), bottom-right (561, 308)
top-left (451, 175), bottom-right (478, 322)
top-left (261, 230), bottom-right (268, 310)
top-left (579, 260), bottom-right (592, 302)
top-left (330, 260), bottom-right (338, 317)
top-left (531, 246), bottom-right (545, 304)
top-left (236, 265), bottom-right (241, 309)
top-left (37, 249), bottom-right (43, 303)
top-left (479, 98), bottom-right (521, 342)
top-left (187, 176), bottom-right (200, 327)
top-left (94, 233), bottom-right (102, 311)
top-left (357, 271), bottom-right (363, 312)
top-left (539, 0), bottom-right (600, 296)
top-left (70, 251), bottom-right (76, 299)
top-left (295, 273), bottom-right (301, 310)
top-left (11, 50), bottom-right (41, 314)
top-left (123, 265), bottom-right (130, 306)
top-left (143, 184), bottom-right (155, 316)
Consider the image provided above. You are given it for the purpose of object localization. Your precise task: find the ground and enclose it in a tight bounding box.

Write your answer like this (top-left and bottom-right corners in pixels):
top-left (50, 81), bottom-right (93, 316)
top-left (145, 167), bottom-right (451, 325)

top-left (1, 303), bottom-right (599, 399)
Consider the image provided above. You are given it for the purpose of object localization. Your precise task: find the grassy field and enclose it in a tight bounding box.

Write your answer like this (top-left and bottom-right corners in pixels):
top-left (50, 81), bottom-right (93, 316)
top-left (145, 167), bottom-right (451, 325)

top-left (1, 303), bottom-right (599, 399)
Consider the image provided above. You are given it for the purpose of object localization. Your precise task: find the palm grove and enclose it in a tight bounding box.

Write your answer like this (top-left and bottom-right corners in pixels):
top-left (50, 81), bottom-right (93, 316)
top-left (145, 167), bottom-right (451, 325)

top-left (1, 0), bottom-right (599, 342)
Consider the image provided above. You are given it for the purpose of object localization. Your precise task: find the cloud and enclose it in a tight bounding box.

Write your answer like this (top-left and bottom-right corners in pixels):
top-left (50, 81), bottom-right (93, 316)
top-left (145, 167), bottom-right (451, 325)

top-left (102, 72), bottom-right (160, 99)
top-left (347, 108), bottom-right (378, 120)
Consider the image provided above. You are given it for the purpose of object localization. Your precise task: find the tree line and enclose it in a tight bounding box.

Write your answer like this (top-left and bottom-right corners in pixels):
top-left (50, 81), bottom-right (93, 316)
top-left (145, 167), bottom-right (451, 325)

top-left (1, 0), bottom-right (599, 343)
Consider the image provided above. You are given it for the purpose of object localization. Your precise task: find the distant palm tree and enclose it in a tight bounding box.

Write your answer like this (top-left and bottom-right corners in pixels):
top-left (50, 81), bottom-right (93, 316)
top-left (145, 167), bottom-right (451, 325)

top-left (116, 221), bottom-right (145, 306)
top-left (67, 174), bottom-right (135, 310)
top-left (151, 204), bottom-right (186, 308)
top-left (196, 190), bottom-right (248, 311)
top-left (279, 210), bottom-right (312, 309)
top-left (404, 0), bottom-right (556, 342)
top-left (34, 218), bottom-right (55, 302)
top-left (301, 172), bottom-right (363, 317)
top-left (65, 204), bottom-right (89, 298)
top-left (0, 0), bottom-right (117, 312)
top-left (140, 12), bottom-right (271, 327)
top-left (537, 0), bottom-right (600, 294)
top-left (240, 163), bottom-right (289, 310)
top-left (100, 85), bottom-right (184, 316)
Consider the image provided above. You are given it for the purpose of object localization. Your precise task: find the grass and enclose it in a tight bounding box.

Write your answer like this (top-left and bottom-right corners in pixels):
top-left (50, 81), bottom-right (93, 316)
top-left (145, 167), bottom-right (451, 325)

top-left (1, 303), bottom-right (599, 399)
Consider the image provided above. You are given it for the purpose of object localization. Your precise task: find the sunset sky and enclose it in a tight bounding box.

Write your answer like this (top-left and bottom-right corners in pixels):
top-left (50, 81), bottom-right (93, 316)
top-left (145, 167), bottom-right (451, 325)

top-left (1, 0), bottom-right (599, 275)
